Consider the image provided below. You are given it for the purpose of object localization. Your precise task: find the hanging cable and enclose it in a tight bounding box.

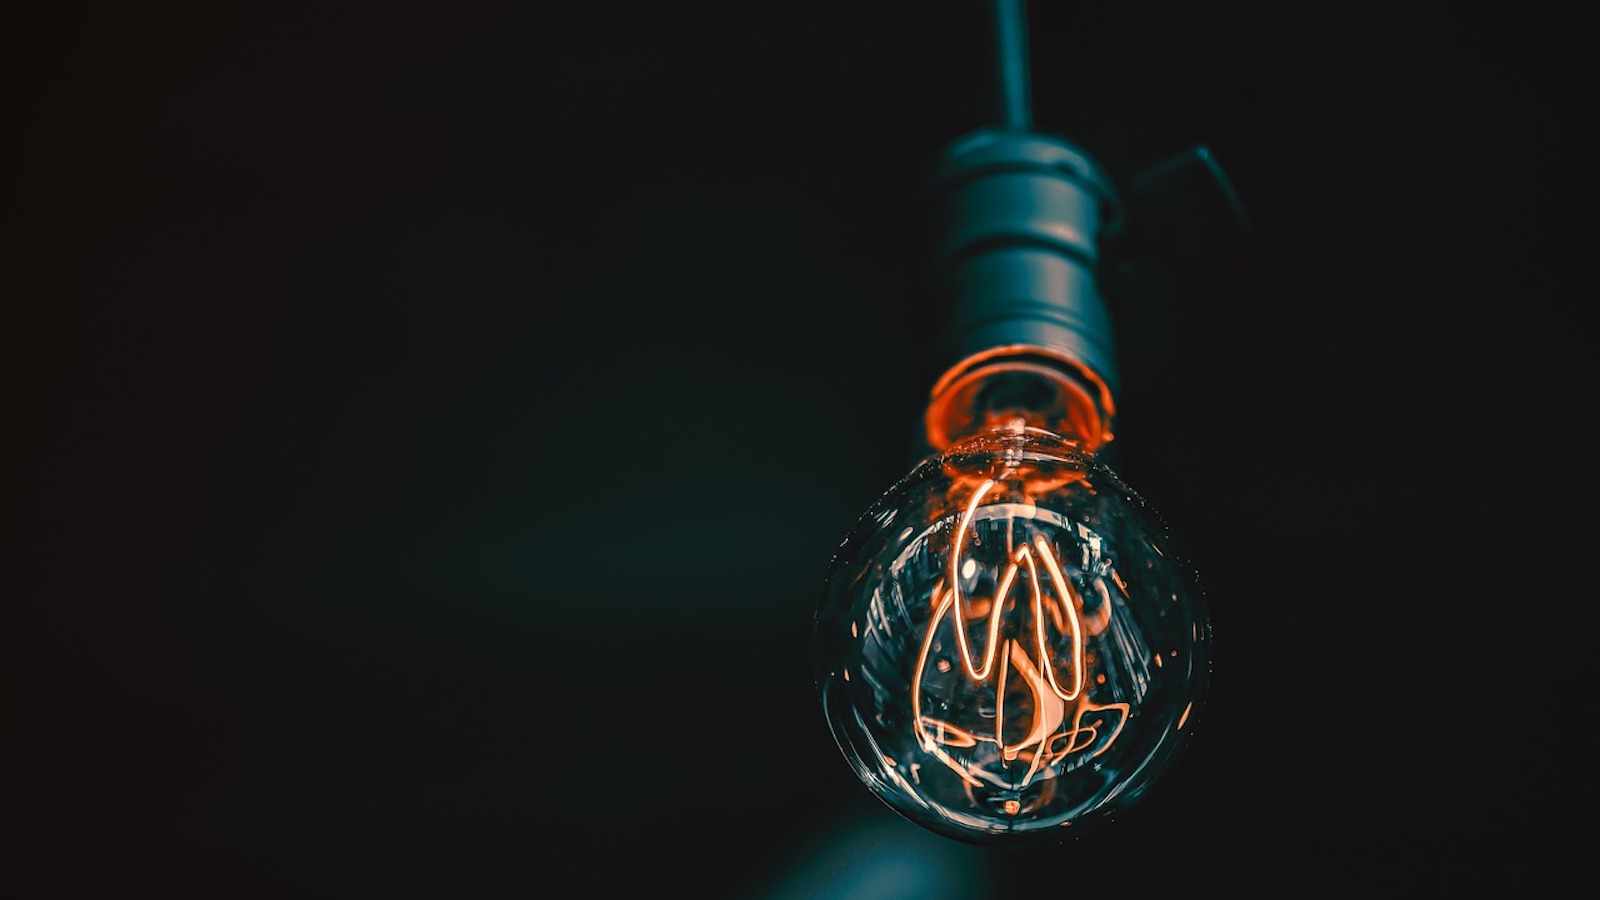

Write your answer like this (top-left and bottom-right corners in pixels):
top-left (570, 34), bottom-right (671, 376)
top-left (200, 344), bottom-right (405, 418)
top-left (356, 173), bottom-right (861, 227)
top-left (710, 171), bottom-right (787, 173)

top-left (992, 0), bottom-right (1032, 130)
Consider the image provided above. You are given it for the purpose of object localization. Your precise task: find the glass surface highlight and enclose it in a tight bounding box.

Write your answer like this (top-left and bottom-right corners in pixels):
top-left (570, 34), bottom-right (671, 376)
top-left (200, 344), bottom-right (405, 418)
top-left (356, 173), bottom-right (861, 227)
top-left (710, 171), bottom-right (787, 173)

top-left (815, 426), bottom-right (1211, 844)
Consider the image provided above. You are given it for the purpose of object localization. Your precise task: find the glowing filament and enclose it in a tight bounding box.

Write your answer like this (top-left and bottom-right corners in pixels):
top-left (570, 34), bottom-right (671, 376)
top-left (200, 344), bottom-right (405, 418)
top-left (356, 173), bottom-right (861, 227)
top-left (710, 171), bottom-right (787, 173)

top-left (911, 478), bottom-right (1129, 794)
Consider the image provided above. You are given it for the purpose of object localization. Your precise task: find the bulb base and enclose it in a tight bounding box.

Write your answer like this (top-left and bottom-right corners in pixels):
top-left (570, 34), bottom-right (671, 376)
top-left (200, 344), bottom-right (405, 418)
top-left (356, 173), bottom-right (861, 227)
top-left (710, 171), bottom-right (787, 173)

top-left (924, 344), bottom-right (1114, 453)
top-left (918, 128), bottom-right (1123, 451)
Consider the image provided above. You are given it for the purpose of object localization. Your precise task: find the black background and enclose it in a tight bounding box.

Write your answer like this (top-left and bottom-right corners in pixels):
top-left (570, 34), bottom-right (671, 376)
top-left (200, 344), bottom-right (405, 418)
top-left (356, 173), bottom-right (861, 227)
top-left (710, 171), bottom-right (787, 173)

top-left (10, 2), bottom-right (1598, 896)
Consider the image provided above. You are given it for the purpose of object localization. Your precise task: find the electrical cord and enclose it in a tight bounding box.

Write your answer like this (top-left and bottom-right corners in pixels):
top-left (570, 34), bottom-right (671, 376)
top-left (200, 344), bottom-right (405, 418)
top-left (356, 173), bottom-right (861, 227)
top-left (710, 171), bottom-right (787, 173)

top-left (992, 0), bottom-right (1032, 130)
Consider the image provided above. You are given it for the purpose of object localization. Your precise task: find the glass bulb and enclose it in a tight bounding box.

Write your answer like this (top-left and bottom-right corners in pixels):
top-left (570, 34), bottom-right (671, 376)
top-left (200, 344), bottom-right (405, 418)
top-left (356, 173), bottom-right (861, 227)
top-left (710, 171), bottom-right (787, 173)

top-left (815, 423), bottom-right (1211, 844)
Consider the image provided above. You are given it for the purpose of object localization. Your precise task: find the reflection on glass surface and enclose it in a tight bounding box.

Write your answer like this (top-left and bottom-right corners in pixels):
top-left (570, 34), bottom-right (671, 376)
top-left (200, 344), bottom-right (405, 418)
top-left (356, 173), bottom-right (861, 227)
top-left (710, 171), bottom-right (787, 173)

top-left (816, 425), bottom-right (1211, 844)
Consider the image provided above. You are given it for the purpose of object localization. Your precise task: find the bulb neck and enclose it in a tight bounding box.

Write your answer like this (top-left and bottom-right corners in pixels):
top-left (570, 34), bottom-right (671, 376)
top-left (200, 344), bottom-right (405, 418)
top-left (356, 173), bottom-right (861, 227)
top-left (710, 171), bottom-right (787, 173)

top-left (923, 344), bottom-right (1114, 453)
top-left (916, 127), bottom-right (1123, 454)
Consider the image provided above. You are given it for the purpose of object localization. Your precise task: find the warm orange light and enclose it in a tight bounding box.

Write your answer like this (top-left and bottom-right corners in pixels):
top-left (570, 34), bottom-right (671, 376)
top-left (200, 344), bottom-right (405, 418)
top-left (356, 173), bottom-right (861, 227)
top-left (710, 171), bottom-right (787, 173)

top-left (910, 476), bottom-right (1130, 800)
top-left (924, 345), bottom-right (1116, 453)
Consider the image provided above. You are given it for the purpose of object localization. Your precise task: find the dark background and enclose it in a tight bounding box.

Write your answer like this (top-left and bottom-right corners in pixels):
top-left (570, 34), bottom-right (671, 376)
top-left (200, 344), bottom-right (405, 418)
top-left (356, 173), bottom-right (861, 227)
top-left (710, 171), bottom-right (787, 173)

top-left (9, 2), bottom-right (1597, 896)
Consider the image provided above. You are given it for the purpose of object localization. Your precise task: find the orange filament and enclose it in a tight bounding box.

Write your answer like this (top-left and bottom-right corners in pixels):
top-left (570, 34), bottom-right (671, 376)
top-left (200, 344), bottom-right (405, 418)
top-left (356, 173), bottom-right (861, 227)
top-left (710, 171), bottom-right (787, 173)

top-left (911, 479), bottom-right (1130, 787)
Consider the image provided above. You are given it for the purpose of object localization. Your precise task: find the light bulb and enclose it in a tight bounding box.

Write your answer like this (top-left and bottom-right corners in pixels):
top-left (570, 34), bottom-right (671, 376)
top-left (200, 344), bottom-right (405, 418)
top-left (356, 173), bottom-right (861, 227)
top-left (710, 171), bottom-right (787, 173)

top-left (814, 419), bottom-right (1210, 844)
top-left (813, 126), bottom-right (1213, 844)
